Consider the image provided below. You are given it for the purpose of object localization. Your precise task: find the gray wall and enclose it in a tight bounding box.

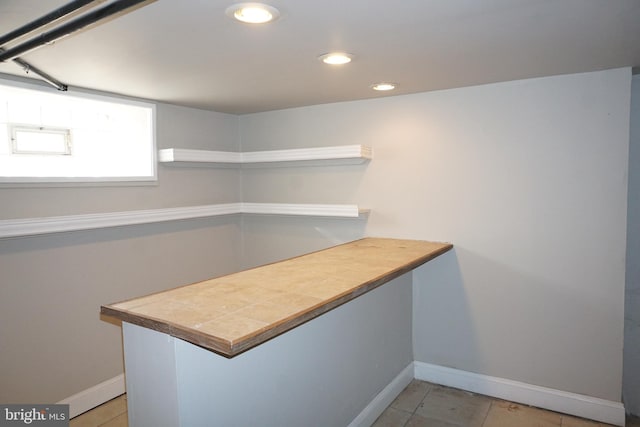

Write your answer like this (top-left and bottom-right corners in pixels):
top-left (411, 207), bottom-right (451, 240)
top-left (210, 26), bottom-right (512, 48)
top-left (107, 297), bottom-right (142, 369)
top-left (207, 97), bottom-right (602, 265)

top-left (239, 68), bottom-right (631, 402)
top-left (0, 103), bottom-right (242, 403)
top-left (624, 73), bottom-right (640, 415)
top-left (1, 67), bottom-right (633, 409)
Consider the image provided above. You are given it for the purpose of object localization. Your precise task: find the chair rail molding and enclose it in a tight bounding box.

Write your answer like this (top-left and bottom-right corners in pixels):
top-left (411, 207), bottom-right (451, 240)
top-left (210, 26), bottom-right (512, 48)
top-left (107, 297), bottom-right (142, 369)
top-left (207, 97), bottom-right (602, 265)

top-left (0, 203), bottom-right (369, 239)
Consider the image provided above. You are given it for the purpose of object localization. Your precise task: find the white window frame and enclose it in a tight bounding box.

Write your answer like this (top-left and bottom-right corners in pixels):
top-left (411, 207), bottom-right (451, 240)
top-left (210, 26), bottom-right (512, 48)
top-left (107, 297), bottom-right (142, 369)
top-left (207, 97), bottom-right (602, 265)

top-left (10, 124), bottom-right (72, 156)
top-left (0, 79), bottom-right (157, 186)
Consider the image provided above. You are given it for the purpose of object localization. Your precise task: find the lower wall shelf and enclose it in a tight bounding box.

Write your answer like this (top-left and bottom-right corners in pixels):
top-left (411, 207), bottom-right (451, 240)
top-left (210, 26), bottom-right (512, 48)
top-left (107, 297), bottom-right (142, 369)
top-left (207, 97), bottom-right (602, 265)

top-left (0, 203), bottom-right (370, 239)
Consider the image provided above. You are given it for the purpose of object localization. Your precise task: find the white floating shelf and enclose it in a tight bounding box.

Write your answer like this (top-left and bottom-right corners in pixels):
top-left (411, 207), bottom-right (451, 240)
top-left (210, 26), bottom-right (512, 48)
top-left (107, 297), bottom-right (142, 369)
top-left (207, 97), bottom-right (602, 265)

top-left (158, 145), bottom-right (372, 166)
top-left (242, 203), bottom-right (369, 218)
top-left (158, 150), bottom-right (242, 163)
top-left (0, 203), bottom-right (369, 239)
top-left (241, 145), bottom-right (372, 164)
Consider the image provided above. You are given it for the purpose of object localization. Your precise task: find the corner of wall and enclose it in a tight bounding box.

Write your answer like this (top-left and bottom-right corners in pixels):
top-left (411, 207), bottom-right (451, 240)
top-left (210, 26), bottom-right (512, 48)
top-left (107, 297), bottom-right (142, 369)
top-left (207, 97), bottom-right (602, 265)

top-left (623, 72), bottom-right (640, 416)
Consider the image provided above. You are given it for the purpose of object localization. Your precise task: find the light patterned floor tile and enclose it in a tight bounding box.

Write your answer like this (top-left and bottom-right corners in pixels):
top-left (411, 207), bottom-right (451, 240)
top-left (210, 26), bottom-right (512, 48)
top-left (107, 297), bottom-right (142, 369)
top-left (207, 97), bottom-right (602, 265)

top-left (372, 406), bottom-right (412, 427)
top-left (99, 412), bottom-right (128, 427)
top-left (405, 413), bottom-right (460, 427)
top-left (561, 414), bottom-right (610, 427)
top-left (415, 385), bottom-right (492, 427)
top-left (483, 400), bottom-right (561, 427)
top-left (391, 379), bottom-right (433, 413)
top-left (69, 395), bottom-right (127, 427)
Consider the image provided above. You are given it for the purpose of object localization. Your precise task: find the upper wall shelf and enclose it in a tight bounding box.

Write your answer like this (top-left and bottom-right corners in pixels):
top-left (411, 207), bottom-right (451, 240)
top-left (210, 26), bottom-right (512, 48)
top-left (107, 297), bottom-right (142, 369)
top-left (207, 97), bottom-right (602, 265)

top-left (158, 145), bottom-right (372, 166)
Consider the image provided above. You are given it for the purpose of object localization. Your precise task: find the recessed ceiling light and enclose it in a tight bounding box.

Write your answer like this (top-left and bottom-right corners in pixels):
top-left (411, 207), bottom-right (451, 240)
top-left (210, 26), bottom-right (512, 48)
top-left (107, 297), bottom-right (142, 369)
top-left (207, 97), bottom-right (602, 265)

top-left (226, 3), bottom-right (280, 24)
top-left (318, 52), bottom-right (354, 65)
top-left (371, 82), bottom-right (397, 91)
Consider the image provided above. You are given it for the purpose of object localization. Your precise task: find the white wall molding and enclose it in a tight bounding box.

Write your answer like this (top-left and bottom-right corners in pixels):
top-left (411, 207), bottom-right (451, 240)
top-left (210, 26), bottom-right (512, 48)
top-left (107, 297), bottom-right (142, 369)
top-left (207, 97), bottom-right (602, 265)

top-left (58, 362), bottom-right (628, 424)
top-left (241, 145), bottom-right (372, 164)
top-left (0, 203), bottom-right (369, 239)
top-left (158, 145), bottom-right (372, 166)
top-left (0, 203), bottom-right (240, 239)
top-left (158, 149), bottom-right (242, 163)
top-left (348, 363), bottom-right (414, 427)
top-left (414, 361), bottom-right (626, 426)
top-left (58, 374), bottom-right (125, 419)
top-left (242, 203), bottom-right (368, 218)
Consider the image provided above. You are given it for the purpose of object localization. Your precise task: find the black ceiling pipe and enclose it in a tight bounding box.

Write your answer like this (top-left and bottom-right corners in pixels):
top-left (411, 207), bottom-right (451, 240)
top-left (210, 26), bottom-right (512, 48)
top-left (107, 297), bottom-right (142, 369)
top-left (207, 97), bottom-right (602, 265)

top-left (0, 0), bottom-right (100, 47)
top-left (0, 0), bottom-right (155, 63)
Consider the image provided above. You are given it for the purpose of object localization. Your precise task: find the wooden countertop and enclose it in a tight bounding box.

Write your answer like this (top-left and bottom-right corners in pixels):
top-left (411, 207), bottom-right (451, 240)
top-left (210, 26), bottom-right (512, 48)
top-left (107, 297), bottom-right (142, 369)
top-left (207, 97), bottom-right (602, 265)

top-left (101, 237), bottom-right (453, 357)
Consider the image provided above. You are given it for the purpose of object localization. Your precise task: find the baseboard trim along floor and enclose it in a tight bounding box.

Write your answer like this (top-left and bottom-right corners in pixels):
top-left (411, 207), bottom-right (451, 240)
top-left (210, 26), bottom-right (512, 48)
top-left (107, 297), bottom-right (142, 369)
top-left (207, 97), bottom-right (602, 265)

top-left (348, 363), bottom-right (414, 427)
top-left (60, 363), bottom-right (626, 426)
top-left (58, 374), bottom-right (125, 419)
top-left (413, 361), bottom-right (626, 426)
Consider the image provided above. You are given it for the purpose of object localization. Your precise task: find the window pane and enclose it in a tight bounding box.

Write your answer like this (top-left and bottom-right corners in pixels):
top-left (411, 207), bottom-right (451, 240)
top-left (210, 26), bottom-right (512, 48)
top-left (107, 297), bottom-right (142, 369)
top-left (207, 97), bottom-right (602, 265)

top-left (12, 127), bottom-right (70, 155)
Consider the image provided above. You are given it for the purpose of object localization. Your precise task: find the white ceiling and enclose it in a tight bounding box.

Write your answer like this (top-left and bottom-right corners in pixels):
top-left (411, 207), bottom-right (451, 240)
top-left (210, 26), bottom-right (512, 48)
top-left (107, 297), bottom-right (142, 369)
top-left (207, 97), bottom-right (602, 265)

top-left (0, 0), bottom-right (639, 114)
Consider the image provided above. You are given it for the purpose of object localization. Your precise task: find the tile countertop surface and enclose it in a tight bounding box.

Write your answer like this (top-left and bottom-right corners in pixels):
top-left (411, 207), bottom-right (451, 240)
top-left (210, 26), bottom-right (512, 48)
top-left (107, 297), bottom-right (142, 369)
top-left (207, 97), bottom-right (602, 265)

top-left (101, 237), bottom-right (453, 357)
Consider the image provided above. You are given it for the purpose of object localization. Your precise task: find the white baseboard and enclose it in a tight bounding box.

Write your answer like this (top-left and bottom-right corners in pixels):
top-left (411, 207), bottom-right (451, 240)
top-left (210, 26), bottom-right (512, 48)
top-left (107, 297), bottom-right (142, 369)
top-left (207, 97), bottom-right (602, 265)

top-left (58, 364), bottom-right (627, 426)
top-left (414, 361), bottom-right (626, 426)
top-left (57, 374), bottom-right (125, 419)
top-left (348, 363), bottom-right (414, 427)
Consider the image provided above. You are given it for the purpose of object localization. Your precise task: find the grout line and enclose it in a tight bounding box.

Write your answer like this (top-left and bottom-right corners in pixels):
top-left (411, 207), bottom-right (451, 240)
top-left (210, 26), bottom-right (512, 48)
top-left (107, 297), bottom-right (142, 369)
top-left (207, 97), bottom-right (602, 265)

top-left (96, 395), bottom-right (128, 427)
top-left (400, 380), bottom-right (433, 426)
top-left (480, 400), bottom-right (495, 427)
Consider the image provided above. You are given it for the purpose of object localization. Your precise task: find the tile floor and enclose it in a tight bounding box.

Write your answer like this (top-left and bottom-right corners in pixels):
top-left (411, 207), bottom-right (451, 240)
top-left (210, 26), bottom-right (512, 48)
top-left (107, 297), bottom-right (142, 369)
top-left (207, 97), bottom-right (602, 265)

top-left (69, 394), bottom-right (127, 427)
top-left (69, 380), bottom-right (640, 427)
top-left (374, 380), bottom-right (640, 427)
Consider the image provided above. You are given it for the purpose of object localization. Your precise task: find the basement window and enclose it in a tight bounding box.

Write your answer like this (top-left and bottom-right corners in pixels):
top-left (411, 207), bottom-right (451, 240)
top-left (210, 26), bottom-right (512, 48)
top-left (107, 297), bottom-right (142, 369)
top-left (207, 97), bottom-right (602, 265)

top-left (10, 125), bottom-right (72, 155)
top-left (0, 80), bottom-right (156, 184)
